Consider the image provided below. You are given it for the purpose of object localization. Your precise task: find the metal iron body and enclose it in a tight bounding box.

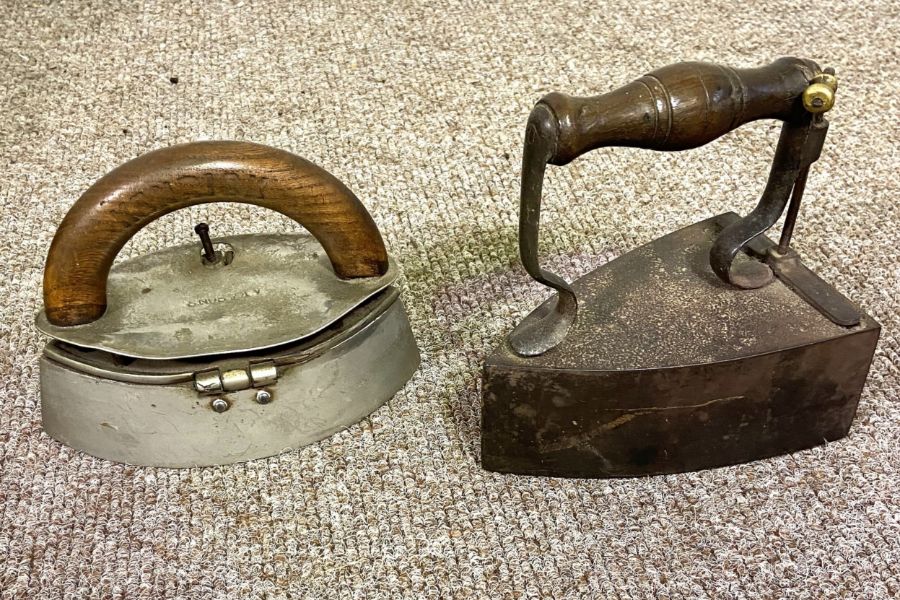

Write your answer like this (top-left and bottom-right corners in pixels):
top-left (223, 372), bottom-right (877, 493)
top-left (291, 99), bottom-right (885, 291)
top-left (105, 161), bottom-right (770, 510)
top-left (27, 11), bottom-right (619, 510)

top-left (40, 289), bottom-right (417, 468)
top-left (37, 141), bottom-right (420, 467)
top-left (482, 59), bottom-right (880, 478)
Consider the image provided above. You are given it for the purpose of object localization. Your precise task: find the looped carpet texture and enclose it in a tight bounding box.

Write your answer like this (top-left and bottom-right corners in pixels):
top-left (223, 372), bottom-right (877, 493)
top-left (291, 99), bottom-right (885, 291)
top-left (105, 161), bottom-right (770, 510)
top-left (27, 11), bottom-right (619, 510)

top-left (1, 1), bottom-right (898, 598)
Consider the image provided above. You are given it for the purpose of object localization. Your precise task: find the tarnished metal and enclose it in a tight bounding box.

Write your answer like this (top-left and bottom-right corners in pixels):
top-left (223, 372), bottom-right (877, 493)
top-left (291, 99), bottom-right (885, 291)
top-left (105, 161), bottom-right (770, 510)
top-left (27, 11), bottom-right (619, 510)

top-left (803, 70), bottom-right (838, 114)
top-left (193, 362), bottom-right (277, 393)
top-left (40, 297), bottom-right (419, 467)
top-left (483, 216), bottom-right (880, 477)
top-left (221, 368), bottom-right (252, 392)
top-left (249, 362), bottom-right (278, 387)
top-left (506, 104), bottom-right (578, 357)
top-left (194, 222), bottom-right (218, 263)
top-left (36, 233), bottom-right (399, 360)
top-left (194, 369), bottom-right (224, 393)
top-left (36, 141), bottom-right (420, 467)
top-left (42, 286), bottom-right (402, 386)
top-left (777, 166), bottom-right (810, 253)
top-left (485, 60), bottom-right (879, 478)
top-left (766, 247), bottom-right (861, 327)
top-left (708, 113), bottom-right (828, 289)
top-left (509, 62), bottom-right (841, 356)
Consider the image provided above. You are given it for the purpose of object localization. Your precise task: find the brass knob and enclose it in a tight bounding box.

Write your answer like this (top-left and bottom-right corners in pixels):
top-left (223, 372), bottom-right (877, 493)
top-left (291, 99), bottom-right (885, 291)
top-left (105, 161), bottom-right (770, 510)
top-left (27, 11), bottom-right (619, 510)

top-left (803, 82), bottom-right (836, 113)
top-left (815, 72), bottom-right (838, 92)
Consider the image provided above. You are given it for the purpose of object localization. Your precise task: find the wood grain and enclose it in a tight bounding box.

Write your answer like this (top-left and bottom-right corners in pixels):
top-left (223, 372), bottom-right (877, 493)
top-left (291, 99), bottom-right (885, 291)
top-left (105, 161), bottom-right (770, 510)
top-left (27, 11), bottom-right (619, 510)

top-left (540, 57), bottom-right (820, 165)
top-left (44, 141), bottom-right (388, 326)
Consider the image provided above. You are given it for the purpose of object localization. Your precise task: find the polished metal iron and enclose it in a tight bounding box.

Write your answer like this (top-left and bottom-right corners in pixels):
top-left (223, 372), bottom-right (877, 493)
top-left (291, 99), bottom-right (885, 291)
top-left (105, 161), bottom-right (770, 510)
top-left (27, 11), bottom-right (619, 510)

top-left (482, 58), bottom-right (880, 478)
top-left (37, 141), bottom-right (419, 467)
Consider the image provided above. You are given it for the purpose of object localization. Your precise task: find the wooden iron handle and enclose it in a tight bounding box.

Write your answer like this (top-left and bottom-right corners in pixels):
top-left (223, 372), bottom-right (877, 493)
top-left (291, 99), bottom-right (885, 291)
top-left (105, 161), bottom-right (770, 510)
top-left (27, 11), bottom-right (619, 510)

top-left (43, 141), bottom-right (388, 326)
top-left (540, 57), bottom-right (820, 165)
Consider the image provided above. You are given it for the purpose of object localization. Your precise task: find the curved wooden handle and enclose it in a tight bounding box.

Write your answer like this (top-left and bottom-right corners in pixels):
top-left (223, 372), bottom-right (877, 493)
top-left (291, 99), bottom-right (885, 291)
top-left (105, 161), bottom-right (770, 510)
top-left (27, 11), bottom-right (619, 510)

top-left (44, 141), bottom-right (388, 326)
top-left (540, 57), bottom-right (820, 165)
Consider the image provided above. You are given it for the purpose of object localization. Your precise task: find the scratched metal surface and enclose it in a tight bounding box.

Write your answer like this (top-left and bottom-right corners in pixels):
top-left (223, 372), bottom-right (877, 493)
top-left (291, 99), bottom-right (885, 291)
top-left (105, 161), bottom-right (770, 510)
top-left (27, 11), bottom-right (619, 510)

top-left (496, 215), bottom-right (876, 371)
top-left (35, 233), bottom-right (398, 359)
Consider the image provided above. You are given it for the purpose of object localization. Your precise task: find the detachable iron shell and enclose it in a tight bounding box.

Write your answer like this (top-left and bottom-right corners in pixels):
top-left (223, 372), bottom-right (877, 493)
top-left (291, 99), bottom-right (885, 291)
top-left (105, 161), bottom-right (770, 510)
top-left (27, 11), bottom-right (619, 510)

top-left (37, 233), bottom-right (400, 360)
top-left (483, 58), bottom-right (879, 477)
top-left (37, 141), bottom-right (419, 467)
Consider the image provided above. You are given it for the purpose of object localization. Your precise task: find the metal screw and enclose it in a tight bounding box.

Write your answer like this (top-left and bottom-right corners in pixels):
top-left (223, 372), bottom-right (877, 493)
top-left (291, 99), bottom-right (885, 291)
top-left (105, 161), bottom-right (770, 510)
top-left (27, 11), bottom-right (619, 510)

top-left (255, 389), bottom-right (273, 404)
top-left (194, 222), bottom-right (218, 263)
top-left (210, 398), bottom-right (229, 413)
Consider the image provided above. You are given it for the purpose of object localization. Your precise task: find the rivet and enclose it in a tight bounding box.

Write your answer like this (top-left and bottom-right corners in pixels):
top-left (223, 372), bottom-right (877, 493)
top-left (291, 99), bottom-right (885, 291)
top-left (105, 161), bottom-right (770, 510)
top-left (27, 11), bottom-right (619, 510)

top-left (210, 398), bottom-right (229, 413)
top-left (255, 389), bottom-right (273, 404)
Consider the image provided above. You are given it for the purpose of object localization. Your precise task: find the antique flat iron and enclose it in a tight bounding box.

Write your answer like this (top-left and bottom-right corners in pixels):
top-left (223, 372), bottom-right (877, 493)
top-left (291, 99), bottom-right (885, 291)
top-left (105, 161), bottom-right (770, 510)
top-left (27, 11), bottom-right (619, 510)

top-left (36, 141), bottom-right (419, 467)
top-left (482, 58), bottom-right (880, 477)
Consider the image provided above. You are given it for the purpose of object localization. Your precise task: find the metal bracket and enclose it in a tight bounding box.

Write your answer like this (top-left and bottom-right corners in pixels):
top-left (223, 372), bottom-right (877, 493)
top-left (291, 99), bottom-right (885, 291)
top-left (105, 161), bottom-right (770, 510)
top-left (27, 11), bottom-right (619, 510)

top-left (708, 113), bottom-right (829, 289)
top-left (710, 69), bottom-right (839, 289)
top-left (507, 104), bottom-right (578, 357)
top-left (194, 360), bottom-right (278, 394)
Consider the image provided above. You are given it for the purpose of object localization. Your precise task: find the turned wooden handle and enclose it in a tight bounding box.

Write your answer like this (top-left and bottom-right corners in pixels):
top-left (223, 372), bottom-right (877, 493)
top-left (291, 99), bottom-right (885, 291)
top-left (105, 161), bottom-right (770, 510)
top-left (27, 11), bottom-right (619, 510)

top-left (43, 141), bottom-right (388, 326)
top-left (540, 57), bottom-right (821, 165)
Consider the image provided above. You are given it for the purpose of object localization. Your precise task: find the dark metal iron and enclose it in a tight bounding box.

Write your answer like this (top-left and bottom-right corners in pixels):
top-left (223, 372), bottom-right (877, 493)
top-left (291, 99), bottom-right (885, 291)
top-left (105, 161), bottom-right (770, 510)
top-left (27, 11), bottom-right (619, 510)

top-left (483, 59), bottom-right (880, 477)
top-left (507, 104), bottom-right (578, 357)
top-left (483, 215), bottom-right (879, 477)
top-left (708, 114), bottom-right (828, 289)
top-left (777, 166), bottom-right (810, 254)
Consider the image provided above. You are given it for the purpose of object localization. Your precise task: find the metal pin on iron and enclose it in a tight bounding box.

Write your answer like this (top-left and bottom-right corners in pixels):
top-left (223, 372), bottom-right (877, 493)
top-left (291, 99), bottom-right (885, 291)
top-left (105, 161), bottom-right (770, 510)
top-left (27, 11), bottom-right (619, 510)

top-left (194, 222), bottom-right (218, 263)
top-left (778, 67), bottom-right (838, 254)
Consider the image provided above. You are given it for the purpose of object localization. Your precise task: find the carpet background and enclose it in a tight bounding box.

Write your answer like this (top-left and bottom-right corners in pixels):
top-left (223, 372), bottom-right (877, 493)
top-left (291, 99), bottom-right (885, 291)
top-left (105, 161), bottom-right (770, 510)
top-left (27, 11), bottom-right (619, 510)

top-left (2, 1), bottom-right (899, 598)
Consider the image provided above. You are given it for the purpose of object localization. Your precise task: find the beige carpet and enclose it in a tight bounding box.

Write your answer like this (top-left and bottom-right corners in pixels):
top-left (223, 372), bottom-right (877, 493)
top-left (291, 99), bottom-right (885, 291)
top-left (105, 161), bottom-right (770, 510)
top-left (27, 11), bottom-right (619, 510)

top-left (2, 0), bottom-right (899, 597)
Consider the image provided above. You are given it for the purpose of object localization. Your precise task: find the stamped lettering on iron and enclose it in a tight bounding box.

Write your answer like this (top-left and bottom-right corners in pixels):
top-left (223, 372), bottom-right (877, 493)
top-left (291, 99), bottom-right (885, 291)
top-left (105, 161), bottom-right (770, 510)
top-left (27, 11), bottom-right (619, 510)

top-left (186, 289), bottom-right (261, 307)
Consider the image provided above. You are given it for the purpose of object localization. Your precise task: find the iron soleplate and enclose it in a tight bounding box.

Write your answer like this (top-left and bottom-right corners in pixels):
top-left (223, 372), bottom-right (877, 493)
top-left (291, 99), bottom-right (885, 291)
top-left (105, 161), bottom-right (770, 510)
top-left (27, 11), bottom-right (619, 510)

top-left (482, 214), bottom-right (880, 478)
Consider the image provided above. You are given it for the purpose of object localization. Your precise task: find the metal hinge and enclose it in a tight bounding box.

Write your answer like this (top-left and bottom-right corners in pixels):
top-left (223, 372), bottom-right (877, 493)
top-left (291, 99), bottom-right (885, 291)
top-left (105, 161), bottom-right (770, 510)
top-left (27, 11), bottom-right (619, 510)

top-left (194, 360), bottom-right (278, 394)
